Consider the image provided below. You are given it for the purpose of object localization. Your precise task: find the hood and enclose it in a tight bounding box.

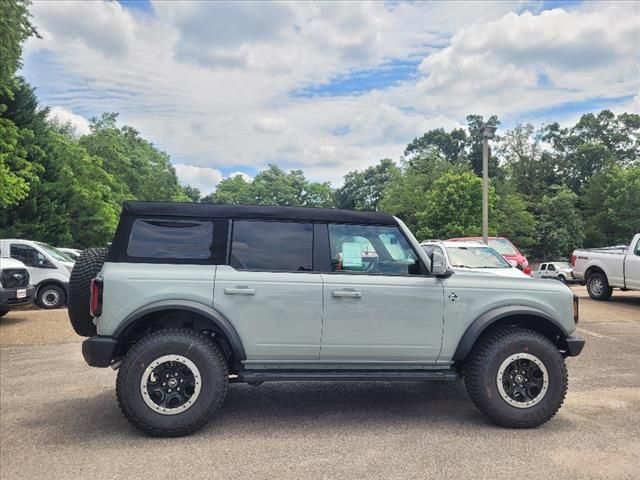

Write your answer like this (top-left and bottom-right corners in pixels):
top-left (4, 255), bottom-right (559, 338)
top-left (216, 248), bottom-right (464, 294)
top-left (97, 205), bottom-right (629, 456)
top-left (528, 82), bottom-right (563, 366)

top-left (0, 257), bottom-right (28, 270)
top-left (452, 267), bottom-right (530, 278)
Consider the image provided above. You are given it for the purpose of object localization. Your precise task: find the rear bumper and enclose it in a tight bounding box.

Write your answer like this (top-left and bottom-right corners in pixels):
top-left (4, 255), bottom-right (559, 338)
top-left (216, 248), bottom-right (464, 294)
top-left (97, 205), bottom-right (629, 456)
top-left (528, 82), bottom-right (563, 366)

top-left (82, 336), bottom-right (118, 367)
top-left (0, 285), bottom-right (35, 309)
top-left (563, 335), bottom-right (585, 357)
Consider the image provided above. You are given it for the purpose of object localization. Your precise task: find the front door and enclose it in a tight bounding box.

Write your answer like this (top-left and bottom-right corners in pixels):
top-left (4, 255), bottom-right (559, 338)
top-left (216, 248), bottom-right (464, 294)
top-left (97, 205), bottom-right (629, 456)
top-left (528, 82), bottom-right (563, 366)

top-left (9, 243), bottom-right (53, 285)
top-left (214, 220), bottom-right (322, 361)
top-left (320, 223), bottom-right (444, 363)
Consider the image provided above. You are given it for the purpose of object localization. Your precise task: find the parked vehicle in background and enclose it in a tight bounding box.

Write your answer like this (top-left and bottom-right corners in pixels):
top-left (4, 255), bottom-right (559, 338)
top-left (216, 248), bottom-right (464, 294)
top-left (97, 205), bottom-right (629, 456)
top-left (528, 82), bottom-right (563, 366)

top-left (447, 237), bottom-right (531, 275)
top-left (571, 233), bottom-right (640, 300)
top-left (0, 239), bottom-right (74, 309)
top-left (58, 248), bottom-right (82, 261)
top-left (421, 240), bottom-right (529, 278)
top-left (67, 201), bottom-right (583, 437)
top-left (533, 262), bottom-right (575, 284)
top-left (0, 258), bottom-right (35, 317)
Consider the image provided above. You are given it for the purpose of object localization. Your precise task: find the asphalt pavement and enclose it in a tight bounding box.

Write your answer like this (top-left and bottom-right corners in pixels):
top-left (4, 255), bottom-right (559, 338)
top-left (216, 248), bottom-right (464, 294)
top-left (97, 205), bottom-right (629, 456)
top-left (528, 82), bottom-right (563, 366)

top-left (1, 286), bottom-right (639, 480)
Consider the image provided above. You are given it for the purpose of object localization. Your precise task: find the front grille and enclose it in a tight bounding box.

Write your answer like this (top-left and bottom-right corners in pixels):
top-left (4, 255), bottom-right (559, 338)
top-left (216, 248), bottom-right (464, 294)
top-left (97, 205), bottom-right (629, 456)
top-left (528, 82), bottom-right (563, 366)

top-left (1, 269), bottom-right (30, 288)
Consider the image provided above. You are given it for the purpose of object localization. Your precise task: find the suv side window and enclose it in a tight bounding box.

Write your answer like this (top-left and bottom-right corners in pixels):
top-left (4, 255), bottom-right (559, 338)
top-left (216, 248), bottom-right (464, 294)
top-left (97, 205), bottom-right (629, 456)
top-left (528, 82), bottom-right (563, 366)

top-left (540, 264), bottom-right (547, 271)
top-left (328, 224), bottom-right (420, 275)
top-left (230, 221), bottom-right (313, 272)
top-left (127, 219), bottom-right (214, 260)
top-left (10, 244), bottom-right (52, 268)
top-left (547, 264), bottom-right (556, 271)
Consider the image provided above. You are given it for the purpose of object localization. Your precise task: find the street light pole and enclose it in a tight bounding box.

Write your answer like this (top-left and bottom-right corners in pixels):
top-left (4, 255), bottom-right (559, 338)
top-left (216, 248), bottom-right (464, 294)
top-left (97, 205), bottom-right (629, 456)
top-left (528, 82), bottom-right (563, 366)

top-left (481, 124), bottom-right (496, 245)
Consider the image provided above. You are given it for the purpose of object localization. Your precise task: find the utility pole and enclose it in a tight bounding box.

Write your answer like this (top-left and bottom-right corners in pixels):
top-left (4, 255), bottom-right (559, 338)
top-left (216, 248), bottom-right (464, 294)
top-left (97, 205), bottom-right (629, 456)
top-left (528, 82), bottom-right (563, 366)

top-left (482, 124), bottom-right (496, 245)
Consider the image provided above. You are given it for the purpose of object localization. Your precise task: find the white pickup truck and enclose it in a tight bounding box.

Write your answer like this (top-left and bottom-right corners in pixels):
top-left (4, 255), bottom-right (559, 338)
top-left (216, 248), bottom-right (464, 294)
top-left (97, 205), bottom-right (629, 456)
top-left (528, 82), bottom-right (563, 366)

top-left (571, 233), bottom-right (640, 300)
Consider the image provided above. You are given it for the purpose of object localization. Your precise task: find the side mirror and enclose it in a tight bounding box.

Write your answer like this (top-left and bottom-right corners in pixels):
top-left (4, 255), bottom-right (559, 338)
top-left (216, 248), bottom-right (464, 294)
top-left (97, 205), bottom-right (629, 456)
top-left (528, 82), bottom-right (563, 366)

top-left (431, 250), bottom-right (452, 277)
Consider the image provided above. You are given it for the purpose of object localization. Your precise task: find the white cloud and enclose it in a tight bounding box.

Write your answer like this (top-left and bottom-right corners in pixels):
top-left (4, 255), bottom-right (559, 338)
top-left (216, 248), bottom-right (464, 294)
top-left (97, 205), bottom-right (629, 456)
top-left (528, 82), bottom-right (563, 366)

top-left (47, 106), bottom-right (91, 135)
top-left (23, 0), bottom-right (640, 187)
top-left (253, 117), bottom-right (288, 134)
top-left (173, 164), bottom-right (223, 194)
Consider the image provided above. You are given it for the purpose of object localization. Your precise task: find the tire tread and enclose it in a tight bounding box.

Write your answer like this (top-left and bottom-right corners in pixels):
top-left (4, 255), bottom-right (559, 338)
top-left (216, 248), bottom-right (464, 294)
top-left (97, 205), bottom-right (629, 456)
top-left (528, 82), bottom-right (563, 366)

top-left (115, 328), bottom-right (228, 437)
top-left (464, 327), bottom-right (568, 428)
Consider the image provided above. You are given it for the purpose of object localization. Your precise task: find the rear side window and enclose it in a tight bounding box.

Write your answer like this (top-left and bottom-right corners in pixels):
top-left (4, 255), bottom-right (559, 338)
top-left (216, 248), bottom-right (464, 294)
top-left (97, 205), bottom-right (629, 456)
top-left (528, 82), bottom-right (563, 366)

top-left (127, 219), bottom-right (214, 260)
top-left (230, 221), bottom-right (313, 271)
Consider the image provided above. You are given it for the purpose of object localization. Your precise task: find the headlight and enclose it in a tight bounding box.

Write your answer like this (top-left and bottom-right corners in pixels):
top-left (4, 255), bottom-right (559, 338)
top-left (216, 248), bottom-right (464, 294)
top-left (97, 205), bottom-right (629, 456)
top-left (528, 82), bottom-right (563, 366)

top-left (573, 295), bottom-right (579, 325)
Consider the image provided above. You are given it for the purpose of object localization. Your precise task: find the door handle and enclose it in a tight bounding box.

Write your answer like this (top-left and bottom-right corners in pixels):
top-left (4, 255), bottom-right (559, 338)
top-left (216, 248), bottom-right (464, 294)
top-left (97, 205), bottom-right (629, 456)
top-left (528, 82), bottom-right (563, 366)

top-left (332, 290), bottom-right (362, 298)
top-left (224, 287), bottom-right (256, 296)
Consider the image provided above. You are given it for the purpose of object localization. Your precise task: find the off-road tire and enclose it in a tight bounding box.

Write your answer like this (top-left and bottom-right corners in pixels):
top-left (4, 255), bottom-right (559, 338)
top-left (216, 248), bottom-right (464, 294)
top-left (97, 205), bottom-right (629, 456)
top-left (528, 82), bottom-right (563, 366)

top-left (116, 328), bottom-right (228, 437)
top-left (586, 272), bottom-right (613, 301)
top-left (67, 247), bottom-right (108, 336)
top-left (36, 284), bottom-right (66, 309)
top-left (464, 327), bottom-right (567, 428)
top-left (0, 310), bottom-right (8, 318)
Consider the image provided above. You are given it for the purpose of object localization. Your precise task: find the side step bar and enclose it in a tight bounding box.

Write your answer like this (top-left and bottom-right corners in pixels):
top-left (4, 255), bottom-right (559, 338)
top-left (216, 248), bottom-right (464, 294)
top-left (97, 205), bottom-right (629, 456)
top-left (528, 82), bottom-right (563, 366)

top-left (232, 369), bottom-right (459, 383)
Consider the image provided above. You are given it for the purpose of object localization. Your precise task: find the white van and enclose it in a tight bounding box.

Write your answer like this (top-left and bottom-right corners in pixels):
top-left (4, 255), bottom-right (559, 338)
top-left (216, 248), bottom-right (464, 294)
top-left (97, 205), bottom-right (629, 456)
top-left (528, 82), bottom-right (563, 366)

top-left (0, 239), bottom-right (74, 309)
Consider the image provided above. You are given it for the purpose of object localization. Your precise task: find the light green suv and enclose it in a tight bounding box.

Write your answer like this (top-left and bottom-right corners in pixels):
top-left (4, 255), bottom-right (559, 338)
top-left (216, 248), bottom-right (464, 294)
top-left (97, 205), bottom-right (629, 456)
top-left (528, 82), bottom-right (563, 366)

top-left (68, 201), bottom-right (584, 436)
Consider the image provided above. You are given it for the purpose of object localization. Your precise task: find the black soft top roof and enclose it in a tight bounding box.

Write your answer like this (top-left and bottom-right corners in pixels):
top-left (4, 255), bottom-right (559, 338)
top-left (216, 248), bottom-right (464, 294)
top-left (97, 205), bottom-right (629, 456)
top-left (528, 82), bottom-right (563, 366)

top-left (122, 201), bottom-right (397, 225)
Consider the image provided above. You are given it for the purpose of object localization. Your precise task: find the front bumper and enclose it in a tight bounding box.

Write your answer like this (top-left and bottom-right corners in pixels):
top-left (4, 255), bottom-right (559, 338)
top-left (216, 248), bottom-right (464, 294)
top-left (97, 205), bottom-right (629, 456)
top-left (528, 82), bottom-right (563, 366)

top-left (563, 335), bottom-right (585, 357)
top-left (0, 285), bottom-right (35, 309)
top-left (82, 336), bottom-right (118, 367)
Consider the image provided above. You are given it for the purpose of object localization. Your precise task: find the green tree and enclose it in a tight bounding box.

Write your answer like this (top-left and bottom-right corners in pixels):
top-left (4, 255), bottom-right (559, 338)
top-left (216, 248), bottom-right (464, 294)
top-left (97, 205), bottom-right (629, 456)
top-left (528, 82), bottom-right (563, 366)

top-left (415, 170), bottom-right (498, 240)
top-left (203, 174), bottom-right (253, 204)
top-left (80, 113), bottom-right (186, 202)
top-left (582, 164), bottom-right (640, 246)
top-left (404, 128), bottom-right (467, 163)
top-left (535, 186), bottom-right (584, 259)
top-left (0, 0), bottom-right (39, 97)
top-left (182, 185), bottom-right (202, 203)
top-left (335, 159), bottom-right (399, 210)
top-left (466, 114), bottom-right (501, 177)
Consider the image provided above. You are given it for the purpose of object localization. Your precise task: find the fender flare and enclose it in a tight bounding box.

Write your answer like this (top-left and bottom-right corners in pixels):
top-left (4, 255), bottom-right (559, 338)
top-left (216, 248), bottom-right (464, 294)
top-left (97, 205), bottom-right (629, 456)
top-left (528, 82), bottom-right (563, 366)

top-left (113, 299), bottom-right (246, 361)
top-left (452, 305), bottom-right (570, 361)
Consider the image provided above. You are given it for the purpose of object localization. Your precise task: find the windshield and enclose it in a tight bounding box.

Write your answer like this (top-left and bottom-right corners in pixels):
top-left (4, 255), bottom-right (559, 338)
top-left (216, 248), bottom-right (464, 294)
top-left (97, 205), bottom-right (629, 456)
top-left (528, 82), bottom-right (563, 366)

top-left (36, 242), bottom-right (73, 262)
top-left (448, 245), bottom-right (511, 268)
top-left (488, 239), bottom-right (518, 256)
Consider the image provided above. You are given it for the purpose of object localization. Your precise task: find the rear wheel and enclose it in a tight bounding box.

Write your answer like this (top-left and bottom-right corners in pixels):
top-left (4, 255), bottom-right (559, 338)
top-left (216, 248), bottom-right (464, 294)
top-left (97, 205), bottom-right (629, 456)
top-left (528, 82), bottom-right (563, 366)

top-left (586, 272), bottom-right (612, 301)
top-left (36, 284), bottom-right (66, 309)
top-left (464, 328), bottom-right (567, 428)
top-left (116, 328), bottom-right (228, 437)
top-left (0, 310), bottom-right (8, 318)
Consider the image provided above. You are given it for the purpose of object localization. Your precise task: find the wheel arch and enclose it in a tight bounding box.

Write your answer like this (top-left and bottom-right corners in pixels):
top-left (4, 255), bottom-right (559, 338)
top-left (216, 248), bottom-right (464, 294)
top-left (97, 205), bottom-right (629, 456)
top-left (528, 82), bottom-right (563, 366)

top-left (113, 300), bottom-right (246, 369)
top-left (452, 306), bottom-right (570, 362)
top-left (585, 264), bottom-right (607, 281)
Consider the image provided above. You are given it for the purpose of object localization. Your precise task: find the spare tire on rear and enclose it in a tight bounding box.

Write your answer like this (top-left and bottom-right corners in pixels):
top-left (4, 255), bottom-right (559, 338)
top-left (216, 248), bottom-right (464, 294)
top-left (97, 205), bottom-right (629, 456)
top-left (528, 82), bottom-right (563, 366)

top-left (68, 248), bottom-right (109, 337)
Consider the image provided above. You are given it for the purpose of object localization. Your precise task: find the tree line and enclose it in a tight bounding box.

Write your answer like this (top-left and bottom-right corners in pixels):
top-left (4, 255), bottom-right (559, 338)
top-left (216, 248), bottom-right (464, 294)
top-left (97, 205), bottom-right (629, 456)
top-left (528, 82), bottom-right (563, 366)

top-left (2, 0), bottom-right (639, 260)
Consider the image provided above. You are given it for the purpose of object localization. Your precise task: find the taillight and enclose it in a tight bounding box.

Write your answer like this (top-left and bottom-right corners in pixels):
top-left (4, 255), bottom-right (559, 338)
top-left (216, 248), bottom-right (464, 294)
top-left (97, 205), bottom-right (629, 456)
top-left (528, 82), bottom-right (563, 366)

top-left (570, 255), bottom-right (576, 267)
top-left (90, 278), bottom-right (103, 317)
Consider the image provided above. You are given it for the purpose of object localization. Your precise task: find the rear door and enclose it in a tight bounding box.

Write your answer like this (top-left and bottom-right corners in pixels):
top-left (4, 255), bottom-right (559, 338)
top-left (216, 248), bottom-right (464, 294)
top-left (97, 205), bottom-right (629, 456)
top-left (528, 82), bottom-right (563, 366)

top-left (214, 220), bottom-right (323, 361)
top-left (320, 223), bottom-right (444, 363)
top-left (625, 238), bottom-right (640, 289)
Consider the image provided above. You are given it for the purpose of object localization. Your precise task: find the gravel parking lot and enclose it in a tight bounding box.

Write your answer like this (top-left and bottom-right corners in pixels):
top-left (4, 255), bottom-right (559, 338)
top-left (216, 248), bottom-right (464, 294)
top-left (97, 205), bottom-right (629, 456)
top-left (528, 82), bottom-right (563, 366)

top-left (1, 286), bottom-right (639, 480)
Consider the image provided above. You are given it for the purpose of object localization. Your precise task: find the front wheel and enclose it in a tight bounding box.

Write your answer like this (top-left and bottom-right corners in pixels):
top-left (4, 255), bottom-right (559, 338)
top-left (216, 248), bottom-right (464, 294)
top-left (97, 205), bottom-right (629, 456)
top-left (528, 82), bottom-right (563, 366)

top-left (586, 272), bottom-right (613, 301)
top-left (116, 328), bottom-right (228, 437)
top-left (464, 328), bottom-right (567, 428)
top-left (36, 284), bottom-right (66, 309)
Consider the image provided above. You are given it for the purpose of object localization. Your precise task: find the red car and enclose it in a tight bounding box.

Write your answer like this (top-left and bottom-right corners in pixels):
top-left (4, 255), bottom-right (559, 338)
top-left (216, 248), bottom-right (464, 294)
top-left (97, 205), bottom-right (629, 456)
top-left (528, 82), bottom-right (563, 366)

top-left (447, 236), bottom-right (531, 275)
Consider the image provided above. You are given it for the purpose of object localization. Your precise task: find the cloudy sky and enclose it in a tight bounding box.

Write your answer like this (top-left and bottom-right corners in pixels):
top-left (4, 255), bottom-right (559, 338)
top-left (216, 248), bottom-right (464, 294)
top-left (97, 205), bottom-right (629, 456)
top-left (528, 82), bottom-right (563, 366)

top-left (23, 0), bottom-right (639, 193)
